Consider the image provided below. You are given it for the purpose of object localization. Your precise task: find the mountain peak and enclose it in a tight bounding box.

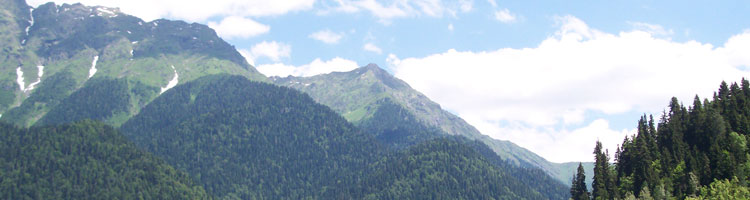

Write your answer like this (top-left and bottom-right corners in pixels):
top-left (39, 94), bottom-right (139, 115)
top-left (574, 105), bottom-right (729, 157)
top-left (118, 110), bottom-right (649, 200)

top-left (364, 63), bottom-right (381, 69)
top-left (361, 63), bottom-right (387, 74)
top-left (353, 63), bottom-right (410, 90)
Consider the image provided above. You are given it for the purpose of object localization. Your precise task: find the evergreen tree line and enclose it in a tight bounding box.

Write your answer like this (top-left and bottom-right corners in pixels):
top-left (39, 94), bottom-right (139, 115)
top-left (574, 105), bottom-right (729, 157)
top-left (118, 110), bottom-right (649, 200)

top-left (571, 79), bottom-right (750, 199)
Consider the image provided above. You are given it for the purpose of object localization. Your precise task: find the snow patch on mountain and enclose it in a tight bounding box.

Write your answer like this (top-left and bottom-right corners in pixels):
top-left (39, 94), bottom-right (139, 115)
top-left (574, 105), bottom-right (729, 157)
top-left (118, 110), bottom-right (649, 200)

top-left (15, 67), bottom-right (24, 91)
top-left (25, 66), bottom-right (44, 92)
top-left (22, 8), bottom-right (34, 45)
top-left (16, 66), bottom-right (44, 93)
top-left (88, 56), bottom-right (99, 78)
top-left (96, 7), bottom-right (117, 17)
top-left (160, 65), bottom-right (179, 94)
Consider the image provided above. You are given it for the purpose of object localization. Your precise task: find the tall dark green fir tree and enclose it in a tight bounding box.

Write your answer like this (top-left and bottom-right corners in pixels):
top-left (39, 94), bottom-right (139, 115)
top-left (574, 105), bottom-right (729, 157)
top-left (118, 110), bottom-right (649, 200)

top-left (592, 140), bottom-right (615, 200)
top-left (571, 163), bottom-right (591, 200)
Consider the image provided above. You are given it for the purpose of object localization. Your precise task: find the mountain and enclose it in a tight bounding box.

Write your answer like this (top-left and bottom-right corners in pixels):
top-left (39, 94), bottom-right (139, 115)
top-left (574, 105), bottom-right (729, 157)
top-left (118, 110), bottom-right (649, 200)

top-left (361, 137), bottom-right (569, 199)
top-left (1, 0), bottom-right (572, 198)
top-left (0, 120), bottom-right (209, 199)
top-left (120, 75), bottom-right (379, 199)
top-left (273, 63), bottom-right (589, 184)
top-left (120, 74), bottom-right (569, 199)
top-left (0, 0), bottom-right (265, 127)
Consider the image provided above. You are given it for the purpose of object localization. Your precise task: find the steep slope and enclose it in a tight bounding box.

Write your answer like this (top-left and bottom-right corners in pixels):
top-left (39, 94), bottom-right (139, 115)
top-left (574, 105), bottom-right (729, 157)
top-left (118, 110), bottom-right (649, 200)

top-left (120, 74), bottom-right (569, 199)
top-left (362, 138), bottom-right (569, 199)
top-left (0, 0), bottom-right (265, 126)
top-left (273, 63), bottom-right (586, 184)
top-left (120, 75), bottom-right (381, 199)
top-left (35, 77), bottom-right (157, 126)
top-left (0, 120), bottom-right (209, 199)
top-left (271, 64), bottom-right (593, 184)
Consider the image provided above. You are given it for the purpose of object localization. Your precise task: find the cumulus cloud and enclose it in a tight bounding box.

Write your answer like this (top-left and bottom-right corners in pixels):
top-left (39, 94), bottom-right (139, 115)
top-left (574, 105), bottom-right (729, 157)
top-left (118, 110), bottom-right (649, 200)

top-left (256, 57), bottom-right (359, 77)
top-left (321, 0), bottom-right (474, 23)
top-left (309, 30), bottom-right (344, 44)
top-left (363, 43), bottom-right (383, 54)
top-left (207, 16), bottom-right (269, 39)
top-left (494, 8), bottom-right (516, 23)
top-left (27, 0), bottom-right (314, 22)
top-left (389, 15), bottom-right (750, 162)
top-left (243, 41), bottom-right (291, 64)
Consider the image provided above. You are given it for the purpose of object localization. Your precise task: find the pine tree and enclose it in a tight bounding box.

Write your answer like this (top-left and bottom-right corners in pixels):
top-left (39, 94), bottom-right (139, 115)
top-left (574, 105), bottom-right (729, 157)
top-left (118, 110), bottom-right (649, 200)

top-left (571, 163), bottom-right (591, 200)
top-left (592, 141), bottom-right (611, 200)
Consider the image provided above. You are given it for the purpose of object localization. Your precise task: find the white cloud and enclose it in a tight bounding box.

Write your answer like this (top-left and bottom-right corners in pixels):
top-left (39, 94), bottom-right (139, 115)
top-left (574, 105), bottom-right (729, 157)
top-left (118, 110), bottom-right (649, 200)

top-left (629, 22), bottom-right (674, 37)
top-left (389, 15), bottom-right (750, 162)
top-left (256, 57), bottom-right (359, 77)
top-left (494, 8), bottom-right (516, 23)
top-left (487, 0), bottom-right (497, 7)
top-left (244, 41), bottom-right (291, 64)
top-left (464, 116), bottom-right (634, 163)
top-left (207, 16), bottom-right (269, 39)
top-left (322, 0), bottom-right (473, 23)
top-left (363, 43), bottom-right (382, 54)
top-left (309, 30), bottom-right (344, 44)
top-left (448, 23), bottom-right (454, 31)
top-left (458, 0), bottom-right (473, 12)
top-left (27, 0), bottom-right (314, 22)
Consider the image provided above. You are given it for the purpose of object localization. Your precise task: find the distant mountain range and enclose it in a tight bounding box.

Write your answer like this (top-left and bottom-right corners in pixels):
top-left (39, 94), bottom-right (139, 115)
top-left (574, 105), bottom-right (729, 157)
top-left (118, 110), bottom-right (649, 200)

top-left (0, 0), bottom-right (585, 198)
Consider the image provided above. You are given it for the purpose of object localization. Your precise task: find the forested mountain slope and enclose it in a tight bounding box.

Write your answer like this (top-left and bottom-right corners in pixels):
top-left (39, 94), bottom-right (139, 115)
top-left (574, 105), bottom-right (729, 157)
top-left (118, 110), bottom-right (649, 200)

top-left (121, 74), bottom-right (570, 199)
top-left (0, 0), bottom-right (265, 126)
top-left (361, 138), bottom-right (569, 200)
top-left (0, 120), bottom-right (209, 199)
top-left (274, 63), bottom-right (590, 185)
top-left (1, 0), bottom-right (574, 198)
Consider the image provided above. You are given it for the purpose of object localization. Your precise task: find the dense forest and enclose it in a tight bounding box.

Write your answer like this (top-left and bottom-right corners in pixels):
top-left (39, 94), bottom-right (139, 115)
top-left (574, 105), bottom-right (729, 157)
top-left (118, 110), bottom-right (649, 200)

top-left (360, 138), bottom-right (568, 199)
top-left (358, 98), bottom-right (441, 149)
top-left (3, 0), bottom-right (572, 199)
top-left (119, 74), bottom-right (569, 199)
top-left (120, 75), bottom-right (382, 199)
top-left (572, 79), bottom-right (750, 199)
top-left (0, 120), bottom-right (209, 199)
top-left (36, 77), bottom-right (158, 127)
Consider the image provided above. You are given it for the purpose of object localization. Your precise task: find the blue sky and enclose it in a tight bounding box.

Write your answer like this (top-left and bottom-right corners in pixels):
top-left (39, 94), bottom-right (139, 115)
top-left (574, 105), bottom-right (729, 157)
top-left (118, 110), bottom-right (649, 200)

top-left (29, 0), bottom-right (750, 162)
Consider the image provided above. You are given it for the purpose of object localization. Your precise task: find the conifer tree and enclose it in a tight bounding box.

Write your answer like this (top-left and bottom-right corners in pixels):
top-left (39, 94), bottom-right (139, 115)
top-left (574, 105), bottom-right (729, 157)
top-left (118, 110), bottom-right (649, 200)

top-left (571, 163), bottom-right (591, 200)
top-left (592, 141), bottom-right (611, 200)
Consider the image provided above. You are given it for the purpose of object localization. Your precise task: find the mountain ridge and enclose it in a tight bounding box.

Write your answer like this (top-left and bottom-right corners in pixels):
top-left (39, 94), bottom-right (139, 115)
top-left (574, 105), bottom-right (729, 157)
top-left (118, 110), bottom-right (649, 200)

top-left (0, 0), bottom-right (266, 126)
top-left (119, 74), bottom-right (569, 199)
top-left (274, 63), bottom-right (592, 185)
top-left (1, 0), bottom-right (582, 195)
